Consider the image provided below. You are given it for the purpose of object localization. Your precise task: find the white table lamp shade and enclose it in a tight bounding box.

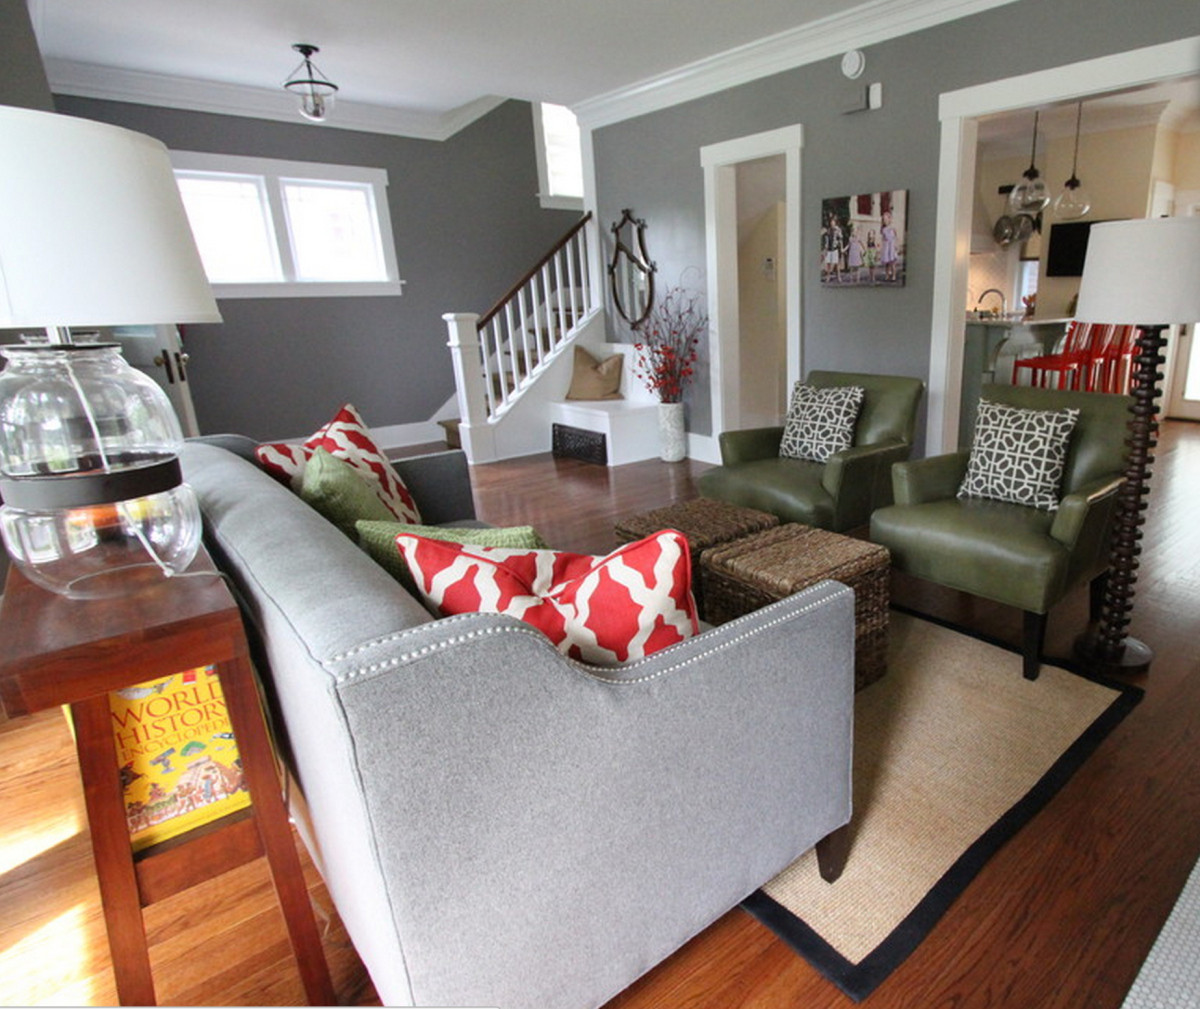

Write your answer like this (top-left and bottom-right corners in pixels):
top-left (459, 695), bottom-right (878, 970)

top-left (1075, 216), bottom-right (1200, 326)
top-left (0, 104), bottom-right (220, 329)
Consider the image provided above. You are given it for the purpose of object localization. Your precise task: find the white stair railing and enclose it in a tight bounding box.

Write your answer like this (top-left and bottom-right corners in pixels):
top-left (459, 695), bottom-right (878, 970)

top-left (445, 213), bottom-right (598, 441)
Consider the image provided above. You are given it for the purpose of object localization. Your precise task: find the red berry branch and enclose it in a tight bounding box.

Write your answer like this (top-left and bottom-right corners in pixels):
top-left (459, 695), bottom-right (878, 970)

top-left (633, 287), bottom-right (707, 405)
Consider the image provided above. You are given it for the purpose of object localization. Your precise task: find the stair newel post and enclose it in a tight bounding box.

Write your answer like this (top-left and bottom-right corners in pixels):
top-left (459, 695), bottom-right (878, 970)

top-left (443, 312), bottom-right (493, 462)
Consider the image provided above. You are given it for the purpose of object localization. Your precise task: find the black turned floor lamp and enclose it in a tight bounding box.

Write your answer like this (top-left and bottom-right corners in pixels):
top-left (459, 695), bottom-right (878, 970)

top-left (1073, 216), bottom-right (1200, 676)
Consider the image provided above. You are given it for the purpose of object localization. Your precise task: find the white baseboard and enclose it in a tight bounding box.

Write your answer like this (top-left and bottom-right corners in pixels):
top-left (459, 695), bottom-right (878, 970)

top-left (372, 419), bottom-right (449, 451)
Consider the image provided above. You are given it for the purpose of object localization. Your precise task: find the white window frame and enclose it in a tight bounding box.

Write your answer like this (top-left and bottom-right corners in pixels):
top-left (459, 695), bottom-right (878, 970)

top-left (532, 103), bottom-right (584, 212)
top-left (170, 150), bottom-right (405, 299)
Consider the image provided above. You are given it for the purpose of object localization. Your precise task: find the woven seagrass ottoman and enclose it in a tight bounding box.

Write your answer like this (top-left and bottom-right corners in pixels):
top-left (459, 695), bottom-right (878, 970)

top-left (613, 498), bottom-right (780, 619)
top-left (701, 524), bottom-right (891, 691)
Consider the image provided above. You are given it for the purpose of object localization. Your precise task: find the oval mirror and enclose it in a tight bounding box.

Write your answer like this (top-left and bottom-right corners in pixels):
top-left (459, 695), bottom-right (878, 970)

top-left (608, 209), bottom-right (656, 329)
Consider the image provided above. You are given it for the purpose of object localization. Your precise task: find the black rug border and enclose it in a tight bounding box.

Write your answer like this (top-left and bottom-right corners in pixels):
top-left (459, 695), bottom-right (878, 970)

top-left (742, 608), bottom-right (1144, 1002)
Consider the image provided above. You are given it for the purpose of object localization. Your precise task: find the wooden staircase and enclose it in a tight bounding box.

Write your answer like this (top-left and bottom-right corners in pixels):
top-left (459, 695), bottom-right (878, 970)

top-left (443, 213), bottom-right (601, 461)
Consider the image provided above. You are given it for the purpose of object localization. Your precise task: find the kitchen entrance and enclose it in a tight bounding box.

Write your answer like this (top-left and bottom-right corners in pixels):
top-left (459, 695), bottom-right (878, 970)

top-left (927, 36), bottom-right (1199, 455)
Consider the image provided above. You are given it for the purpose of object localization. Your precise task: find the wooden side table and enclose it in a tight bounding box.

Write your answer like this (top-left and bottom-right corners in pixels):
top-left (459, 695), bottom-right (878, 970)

top-left (0, 550), bottom-right (336, 1006)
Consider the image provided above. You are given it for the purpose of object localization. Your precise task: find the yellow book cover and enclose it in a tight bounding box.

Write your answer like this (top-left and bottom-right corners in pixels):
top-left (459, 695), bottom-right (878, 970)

top-left (109, 665), bottom-right (251, 852)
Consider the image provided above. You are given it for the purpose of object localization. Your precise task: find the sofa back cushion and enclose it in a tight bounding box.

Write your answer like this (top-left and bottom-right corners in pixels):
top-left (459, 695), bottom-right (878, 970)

top-left (180, 442), bottom-right (433, 666)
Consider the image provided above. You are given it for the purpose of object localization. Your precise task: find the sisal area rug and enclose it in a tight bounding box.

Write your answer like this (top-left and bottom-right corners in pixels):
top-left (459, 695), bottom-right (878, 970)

top-left (742, 611), bottom-right (1142, 1001)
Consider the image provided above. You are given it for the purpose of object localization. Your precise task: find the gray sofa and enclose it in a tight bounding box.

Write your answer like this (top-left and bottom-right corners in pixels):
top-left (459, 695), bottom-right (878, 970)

top-left (179, 437), bottom-right (855, 1009)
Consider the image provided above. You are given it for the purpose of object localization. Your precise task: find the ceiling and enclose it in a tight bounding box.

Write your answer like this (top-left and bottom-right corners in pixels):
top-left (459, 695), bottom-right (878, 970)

top-left (28, 1), bottom-right (1196, 143)
top-left (977, 77), bottom-right (1200, 160)
top-left (29, 0), bottom-right (871, 128)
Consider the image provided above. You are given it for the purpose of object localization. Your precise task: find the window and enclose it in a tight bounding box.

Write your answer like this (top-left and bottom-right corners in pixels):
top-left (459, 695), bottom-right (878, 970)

top-left (170, 151), bottom-right (403, 298)
top-left (1017, 258), bottom-right (1039, 310)
top-left (533, 103), bottom-right (584, 211)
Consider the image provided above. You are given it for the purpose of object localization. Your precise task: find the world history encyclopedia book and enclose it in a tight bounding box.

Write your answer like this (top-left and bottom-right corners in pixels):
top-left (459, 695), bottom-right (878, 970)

top-left (108, 665), bottom-right (251, 851)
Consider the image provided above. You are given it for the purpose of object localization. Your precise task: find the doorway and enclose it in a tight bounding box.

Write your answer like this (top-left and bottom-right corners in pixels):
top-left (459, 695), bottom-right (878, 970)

top-left (735, 156), bottom-right (788, 428)
top-left (701, 125), bottom-right (803, 441)
top-left (1167, 323), bottom-right (1200, 421)
top-left (927, 36), bottom-right (1199, 454)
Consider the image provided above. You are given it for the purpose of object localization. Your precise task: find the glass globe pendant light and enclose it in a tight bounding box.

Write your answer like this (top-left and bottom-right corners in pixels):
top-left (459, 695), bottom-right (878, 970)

top-left (1008, 111), bottom-right (1050, 214)
top-left (1053, 102), bottom-right (1092, 220)
top-left (283, 43), bottom-right (339, 122)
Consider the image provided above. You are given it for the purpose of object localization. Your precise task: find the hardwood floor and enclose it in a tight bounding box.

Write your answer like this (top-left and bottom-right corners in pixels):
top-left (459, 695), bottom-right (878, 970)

top-left (1, 423), bottom-right (1197, 1007)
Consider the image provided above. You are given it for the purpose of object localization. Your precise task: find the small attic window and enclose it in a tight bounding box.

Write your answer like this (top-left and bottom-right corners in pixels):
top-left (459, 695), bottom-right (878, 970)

top-left (533, 103), bottom-right (584, 211)
top-left (170, 150), bottom-right (404, 299)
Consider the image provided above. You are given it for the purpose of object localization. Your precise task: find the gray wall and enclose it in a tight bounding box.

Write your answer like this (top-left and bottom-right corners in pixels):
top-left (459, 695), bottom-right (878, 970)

top-left (53, 96), bottom-right (578, 440)
top-left (592, 0), bottom-right (1200, 439)
top-left (0, 0), bottom-right (53, 112)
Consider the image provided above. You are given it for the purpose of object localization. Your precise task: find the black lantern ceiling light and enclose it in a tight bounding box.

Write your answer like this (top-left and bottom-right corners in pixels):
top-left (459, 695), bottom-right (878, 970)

top-left (1053, 101), bottom-right (1092, 220)
top-left (283, 43), bottom-right (338, 122)
top-left (1008, 110), bottom-right (1050, 214)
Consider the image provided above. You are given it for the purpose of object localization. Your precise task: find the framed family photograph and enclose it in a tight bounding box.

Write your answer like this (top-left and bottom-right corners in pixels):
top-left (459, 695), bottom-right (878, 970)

top-left (820, 189), bottom-right (907, 288)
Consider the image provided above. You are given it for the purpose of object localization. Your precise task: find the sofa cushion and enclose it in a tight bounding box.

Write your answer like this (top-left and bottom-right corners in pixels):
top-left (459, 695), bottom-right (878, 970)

top-left (301, 449), bottom-right (397, 537)
top-left (958, 399), bottom-right (1080, 511)
top-left (566, 345), bottom-right (624, 400)
top-left (395, 530), bottom-right (699, 664)
top-left (255, 403), bottom-right (422, 523)
top-left (779, 383), bottom-right (864, 462)
top-left (357, 520), bottom-right (548, 584)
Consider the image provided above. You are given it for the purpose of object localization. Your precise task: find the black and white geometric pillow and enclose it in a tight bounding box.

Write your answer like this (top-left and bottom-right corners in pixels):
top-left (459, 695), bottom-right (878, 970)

top-left (958, 399), bottom-right (1080, 511)
top-left (779, 383), bottom-right (865, 463)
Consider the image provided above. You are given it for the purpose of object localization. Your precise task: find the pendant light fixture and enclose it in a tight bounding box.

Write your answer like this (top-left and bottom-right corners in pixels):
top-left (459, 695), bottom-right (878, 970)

top-left (1008, 111), bottom-right (1050, 214)
top-left (283, 43), bottom-right (339, 123)
top-left (1053, 102), bottom-right (1092, 220)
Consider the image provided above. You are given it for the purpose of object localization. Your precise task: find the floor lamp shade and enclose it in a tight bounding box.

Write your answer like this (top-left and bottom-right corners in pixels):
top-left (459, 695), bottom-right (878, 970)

top-left (1075, 217), bottom-right (1200, 326)
top-left (0, 106), bottom-right (220, 598)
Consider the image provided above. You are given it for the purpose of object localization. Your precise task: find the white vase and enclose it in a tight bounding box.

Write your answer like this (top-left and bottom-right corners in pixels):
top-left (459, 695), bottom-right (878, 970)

top-left (657, 402), bottom-right (686, 462)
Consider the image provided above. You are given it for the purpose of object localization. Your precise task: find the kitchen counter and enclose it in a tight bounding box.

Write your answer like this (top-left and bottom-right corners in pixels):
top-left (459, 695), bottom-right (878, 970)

top-left (965, 314), bottom-right (1073, 327)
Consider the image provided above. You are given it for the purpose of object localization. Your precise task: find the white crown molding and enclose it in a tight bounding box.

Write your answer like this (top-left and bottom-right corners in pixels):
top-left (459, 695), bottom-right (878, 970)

top-left (573, 0), bottom-right (1020, 129)
top-left (44, 58), bottom-right (505, 141)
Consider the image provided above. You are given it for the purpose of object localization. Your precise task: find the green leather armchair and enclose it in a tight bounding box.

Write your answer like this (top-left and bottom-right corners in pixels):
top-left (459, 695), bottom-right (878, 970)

top-left (870, 383), bottom-right (1129, 680)
top-left (698, 371), bottom-right (925, 532)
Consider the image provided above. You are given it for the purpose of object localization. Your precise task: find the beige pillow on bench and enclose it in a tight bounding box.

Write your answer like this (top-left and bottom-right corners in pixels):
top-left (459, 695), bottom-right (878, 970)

top-left (566, 346), bottom-right (624, 400)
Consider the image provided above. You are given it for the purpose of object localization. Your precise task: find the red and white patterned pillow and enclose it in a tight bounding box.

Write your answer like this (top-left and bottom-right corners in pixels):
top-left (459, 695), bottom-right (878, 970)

top-left (256, 403), bottom-right (422, 524)
top-left (395, 530), bottom-right (699, 665)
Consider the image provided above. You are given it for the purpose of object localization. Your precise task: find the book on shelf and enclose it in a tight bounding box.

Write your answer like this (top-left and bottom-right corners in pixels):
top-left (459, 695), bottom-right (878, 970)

top-left (108, 665), bottom-right (251, 851)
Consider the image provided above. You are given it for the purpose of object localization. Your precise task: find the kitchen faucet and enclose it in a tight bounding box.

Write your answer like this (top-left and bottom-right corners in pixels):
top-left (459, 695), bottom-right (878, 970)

top-left (975, 289), bottom-right (1007, 317)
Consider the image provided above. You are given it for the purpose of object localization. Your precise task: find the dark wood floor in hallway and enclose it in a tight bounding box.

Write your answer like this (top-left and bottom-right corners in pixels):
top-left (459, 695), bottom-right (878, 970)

top-left (0, 420), bottom-right (1196, 1007)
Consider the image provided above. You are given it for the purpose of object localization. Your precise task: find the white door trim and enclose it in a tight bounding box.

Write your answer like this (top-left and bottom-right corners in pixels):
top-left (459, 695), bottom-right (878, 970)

top-left (928, 35), bottom-right (1200, 455)
top-left (701, 124), bottom-right (804, 443)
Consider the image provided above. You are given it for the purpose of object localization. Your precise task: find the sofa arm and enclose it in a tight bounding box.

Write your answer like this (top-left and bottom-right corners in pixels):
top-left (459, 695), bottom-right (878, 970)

top-left (718, 426), bottom-right (784, 465)
top-left (891, 451), bottom-right (970, 506)
top-left (326, 582), bottom-right (855, 1009)
top-left (822, 438), bottom-right (912, 525)
top-left (1050, 475), bottom-right (1123, 552)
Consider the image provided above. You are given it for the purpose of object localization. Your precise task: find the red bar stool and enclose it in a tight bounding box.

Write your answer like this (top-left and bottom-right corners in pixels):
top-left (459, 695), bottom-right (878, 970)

top-left (1013, 321), bottom-right (1106, 389)
top-left (1091, 324), bottom-right (1138, 394)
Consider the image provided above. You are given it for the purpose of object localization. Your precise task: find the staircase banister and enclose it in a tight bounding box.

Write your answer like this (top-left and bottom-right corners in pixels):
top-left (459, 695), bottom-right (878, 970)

top-left (477, 212), bottom-right (592, 331)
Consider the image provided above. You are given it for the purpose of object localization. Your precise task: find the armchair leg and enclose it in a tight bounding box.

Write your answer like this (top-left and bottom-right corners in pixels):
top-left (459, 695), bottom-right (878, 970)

top-left (1023, 611), bottom-right (1047, 680)
top-left (816, 823), bottom-right (852, 883)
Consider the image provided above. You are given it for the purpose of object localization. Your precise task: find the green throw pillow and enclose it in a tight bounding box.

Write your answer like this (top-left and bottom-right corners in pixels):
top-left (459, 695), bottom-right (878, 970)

top-left (356, 520), bottom-right (549, 584)
top-left (300, 448), bottom-right (396, 537)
